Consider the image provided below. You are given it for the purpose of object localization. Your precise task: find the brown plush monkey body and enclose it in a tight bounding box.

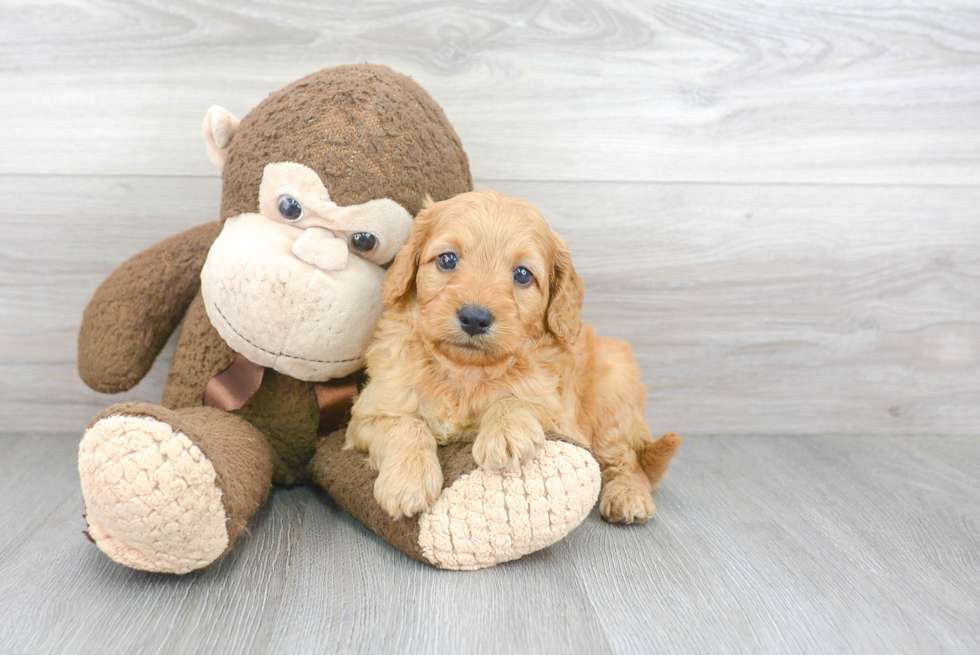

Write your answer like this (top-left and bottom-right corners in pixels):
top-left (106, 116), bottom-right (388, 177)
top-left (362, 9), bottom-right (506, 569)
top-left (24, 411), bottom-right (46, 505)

top-left (81, 64), bottom-right (468, 481)
top-left (77, 65), bottom-right (604, 573)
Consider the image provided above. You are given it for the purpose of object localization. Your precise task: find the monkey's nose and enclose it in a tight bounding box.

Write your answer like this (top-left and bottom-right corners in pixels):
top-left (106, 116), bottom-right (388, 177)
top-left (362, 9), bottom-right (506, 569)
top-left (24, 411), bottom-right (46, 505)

top-left (458, 305), bottom-right (494, 336)
top-left (292, 227), bottom-right (348, 271)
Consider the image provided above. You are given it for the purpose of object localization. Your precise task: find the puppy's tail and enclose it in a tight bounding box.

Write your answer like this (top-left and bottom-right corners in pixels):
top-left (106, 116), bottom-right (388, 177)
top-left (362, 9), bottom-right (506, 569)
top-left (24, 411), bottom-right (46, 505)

top-left (640, 432), bottom-right (682, 489)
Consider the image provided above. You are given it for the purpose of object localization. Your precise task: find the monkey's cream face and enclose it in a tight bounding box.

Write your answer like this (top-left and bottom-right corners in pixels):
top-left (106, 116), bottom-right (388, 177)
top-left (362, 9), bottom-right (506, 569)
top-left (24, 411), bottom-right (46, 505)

top-left (200, 162), bottom-right (413, 381)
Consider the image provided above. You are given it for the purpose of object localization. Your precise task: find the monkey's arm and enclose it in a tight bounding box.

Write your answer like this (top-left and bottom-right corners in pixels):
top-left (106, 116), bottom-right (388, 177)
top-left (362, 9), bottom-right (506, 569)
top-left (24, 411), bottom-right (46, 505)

top-left (78, 221), bottom-right (223, 393)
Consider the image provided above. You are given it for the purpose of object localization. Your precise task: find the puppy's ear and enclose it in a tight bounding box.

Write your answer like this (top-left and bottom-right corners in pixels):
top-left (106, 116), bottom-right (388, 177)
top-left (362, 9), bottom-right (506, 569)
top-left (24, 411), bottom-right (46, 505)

top-left (383, 205), bottom-right (435, 307)
top-left (546, 234), bottom-right (585, 345)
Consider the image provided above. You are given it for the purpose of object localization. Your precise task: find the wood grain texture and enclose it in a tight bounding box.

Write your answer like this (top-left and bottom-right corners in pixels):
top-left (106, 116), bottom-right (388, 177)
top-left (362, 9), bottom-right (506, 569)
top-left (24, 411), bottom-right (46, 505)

top-left (0, 1), bottom-right (978, 183)
top-left (3, 175), bottom-right (977, 436)
top-left (0, 434), bottom-right (976, 654)
top-left (0, 435), bottom-right (80, 561)
top-left (2, 3), bottom-right (978, 653)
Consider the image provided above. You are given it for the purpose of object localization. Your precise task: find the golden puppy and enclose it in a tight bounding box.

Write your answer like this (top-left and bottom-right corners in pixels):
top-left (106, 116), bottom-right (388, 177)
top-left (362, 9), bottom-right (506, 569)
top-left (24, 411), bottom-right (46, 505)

top-left (346, 189), bottom-right (680, 523)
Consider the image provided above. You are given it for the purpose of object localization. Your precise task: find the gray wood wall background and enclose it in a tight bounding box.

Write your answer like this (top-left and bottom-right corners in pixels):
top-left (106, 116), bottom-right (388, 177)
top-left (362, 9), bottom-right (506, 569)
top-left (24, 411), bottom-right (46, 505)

top-left (1, 0), bottom-right (978, 437)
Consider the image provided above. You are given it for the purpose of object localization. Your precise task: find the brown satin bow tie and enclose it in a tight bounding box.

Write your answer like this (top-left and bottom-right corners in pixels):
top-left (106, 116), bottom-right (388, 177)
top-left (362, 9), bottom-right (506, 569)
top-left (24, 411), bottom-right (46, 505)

top-left (204, 353), bottom-right (361, 433)
top-left (203, 353), bottom-right (264, 411)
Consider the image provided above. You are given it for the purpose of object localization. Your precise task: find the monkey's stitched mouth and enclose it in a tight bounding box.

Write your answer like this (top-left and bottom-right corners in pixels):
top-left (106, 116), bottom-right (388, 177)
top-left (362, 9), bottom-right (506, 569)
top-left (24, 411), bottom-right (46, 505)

top-left (211, 302), bottom-right (361, 365)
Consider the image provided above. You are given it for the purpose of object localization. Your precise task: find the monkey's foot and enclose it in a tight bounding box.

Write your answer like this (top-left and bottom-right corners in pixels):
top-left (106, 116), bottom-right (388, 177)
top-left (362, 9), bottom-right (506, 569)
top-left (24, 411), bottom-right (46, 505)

top-left (78, 414), bottom-right (229, 574)
top-left (418, 440), bottom-right (600, 570)
top-left (312, 433), bottom-right (601, 571)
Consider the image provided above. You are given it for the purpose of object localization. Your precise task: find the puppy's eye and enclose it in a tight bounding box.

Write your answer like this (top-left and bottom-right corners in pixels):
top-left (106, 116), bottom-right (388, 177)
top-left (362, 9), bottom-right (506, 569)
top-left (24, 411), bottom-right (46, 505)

top-left (349, 232), bottom-right (378, 252)
top-left (437, 252), bottom-right (458, 271)
top-left (278, 196), bottom-right (303, 221)
top-left (514, 266), bottom-right (533, 286)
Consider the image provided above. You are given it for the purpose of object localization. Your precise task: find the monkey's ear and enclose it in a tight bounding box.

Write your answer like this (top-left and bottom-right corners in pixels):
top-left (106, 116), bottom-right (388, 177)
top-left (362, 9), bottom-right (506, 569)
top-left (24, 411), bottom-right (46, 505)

top-left (546, 233), bottom-right (585, 345)
top-left (202, 105), bottom-right (241, 173)
top-left (382, 205), bottom-right (436, 307)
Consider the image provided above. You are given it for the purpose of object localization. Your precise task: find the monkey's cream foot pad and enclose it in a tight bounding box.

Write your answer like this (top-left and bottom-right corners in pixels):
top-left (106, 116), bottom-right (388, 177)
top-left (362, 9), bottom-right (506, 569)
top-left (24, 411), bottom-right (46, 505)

top-left (418, 440), bottom-right (601, 570)
top-left (78, 415), bottom-right (229, 574)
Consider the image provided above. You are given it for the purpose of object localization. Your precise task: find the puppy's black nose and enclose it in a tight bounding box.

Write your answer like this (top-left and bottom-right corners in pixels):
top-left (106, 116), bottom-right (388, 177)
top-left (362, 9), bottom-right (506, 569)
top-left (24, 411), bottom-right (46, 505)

top-left (458, 305), bottom-right (494, 336)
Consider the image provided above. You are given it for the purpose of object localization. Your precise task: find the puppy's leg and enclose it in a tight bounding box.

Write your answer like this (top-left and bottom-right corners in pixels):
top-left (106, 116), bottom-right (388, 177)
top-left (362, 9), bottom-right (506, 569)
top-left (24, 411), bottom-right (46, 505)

top-left (597, 432), bottom-right (682, 524)
top-left (596, 443), bottom-right (657, 525)
top-left (473, 398), bottom-right (546, 470)
top-left (588, 336), bottom-right (680, 524)
top-left (348, 414), bottom-right (443, 519)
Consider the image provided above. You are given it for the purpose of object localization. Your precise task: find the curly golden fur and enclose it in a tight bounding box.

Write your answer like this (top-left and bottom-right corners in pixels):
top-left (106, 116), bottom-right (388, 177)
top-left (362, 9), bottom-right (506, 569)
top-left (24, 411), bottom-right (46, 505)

top-left (346, 189), bottom-right (680, 522)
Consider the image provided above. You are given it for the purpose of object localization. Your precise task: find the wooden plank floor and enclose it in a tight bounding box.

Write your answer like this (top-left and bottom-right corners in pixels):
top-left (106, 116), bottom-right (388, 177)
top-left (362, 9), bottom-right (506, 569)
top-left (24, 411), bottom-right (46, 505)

top-left (0, 433), bottom-right (977, 654)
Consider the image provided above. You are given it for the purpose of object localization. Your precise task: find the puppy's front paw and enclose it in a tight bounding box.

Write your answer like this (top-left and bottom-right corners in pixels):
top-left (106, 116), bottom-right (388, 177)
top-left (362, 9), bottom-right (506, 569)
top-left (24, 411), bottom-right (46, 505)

top-left (599, 480), bottom-right (656, 525)
top-left (373, 451), bottom-right (444, 519)
top-left (473, 412), bottom-right (545, 471)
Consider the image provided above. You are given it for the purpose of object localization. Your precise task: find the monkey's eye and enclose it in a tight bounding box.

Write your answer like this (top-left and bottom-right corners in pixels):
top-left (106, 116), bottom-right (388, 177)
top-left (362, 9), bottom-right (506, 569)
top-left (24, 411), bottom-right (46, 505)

top-left (437, 252), bottom-right (458, 271)
top-left (349, 232), bottom-right (378, 252)
top-left (278, 196), bottom-right (303, 221)
top-left (514, 266), bottom-right (533, 286)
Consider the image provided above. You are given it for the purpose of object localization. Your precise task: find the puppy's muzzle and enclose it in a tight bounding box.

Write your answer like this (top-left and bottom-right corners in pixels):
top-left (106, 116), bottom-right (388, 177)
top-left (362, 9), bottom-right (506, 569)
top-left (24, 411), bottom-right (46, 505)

top-left (458, 305), bottom-right (494, 336)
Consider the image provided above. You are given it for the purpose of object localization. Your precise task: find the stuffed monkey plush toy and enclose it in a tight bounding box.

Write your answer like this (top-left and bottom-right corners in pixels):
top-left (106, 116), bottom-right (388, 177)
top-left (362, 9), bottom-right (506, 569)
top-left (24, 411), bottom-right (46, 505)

top-left (77, 64), bottom-right (602, 573)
